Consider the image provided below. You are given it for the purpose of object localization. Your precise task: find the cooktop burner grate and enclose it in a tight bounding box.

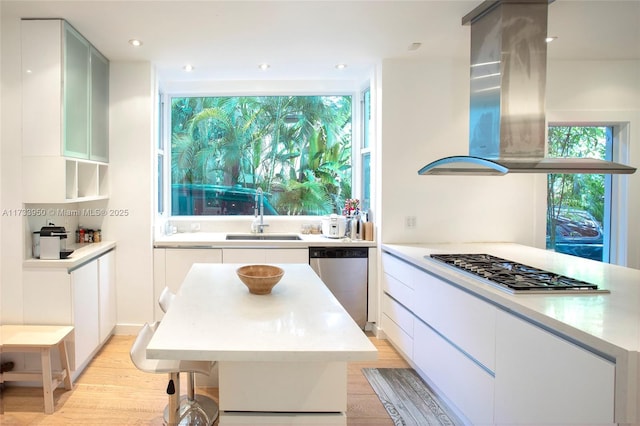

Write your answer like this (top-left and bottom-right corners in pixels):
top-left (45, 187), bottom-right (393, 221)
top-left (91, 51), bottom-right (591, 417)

top-left (428, 253), bottom-right (608, 294)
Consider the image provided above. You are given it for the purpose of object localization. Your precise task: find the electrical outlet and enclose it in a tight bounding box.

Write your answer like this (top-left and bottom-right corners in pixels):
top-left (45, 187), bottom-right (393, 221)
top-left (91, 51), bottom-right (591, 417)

top-left (191, 223), bottom-right (201, 231)
top-left (405, 216), bottom-right (417, 229)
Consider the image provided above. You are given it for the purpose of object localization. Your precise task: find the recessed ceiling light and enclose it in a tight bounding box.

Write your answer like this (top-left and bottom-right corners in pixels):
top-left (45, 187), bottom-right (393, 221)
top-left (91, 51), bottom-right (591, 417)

top-left (545, 36), bottom-right (558, 43)
top-left (335, 63), bottom-right (347, 70)
top-left (258, 63), bottom-right (271, 70)
top-left (128, 39), bottom-right (143, 47)
top-left (183, 64), bottom-right (194, 72)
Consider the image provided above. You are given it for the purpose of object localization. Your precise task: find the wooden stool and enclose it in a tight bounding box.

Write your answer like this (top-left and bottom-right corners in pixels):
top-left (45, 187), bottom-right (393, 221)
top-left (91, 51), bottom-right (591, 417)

top-left (0, 325), bottom-right (74, 414)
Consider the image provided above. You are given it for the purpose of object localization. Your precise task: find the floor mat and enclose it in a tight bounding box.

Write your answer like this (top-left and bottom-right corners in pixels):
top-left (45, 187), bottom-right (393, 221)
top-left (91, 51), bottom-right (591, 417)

top-left (362, 368), bottom-right (460, 426)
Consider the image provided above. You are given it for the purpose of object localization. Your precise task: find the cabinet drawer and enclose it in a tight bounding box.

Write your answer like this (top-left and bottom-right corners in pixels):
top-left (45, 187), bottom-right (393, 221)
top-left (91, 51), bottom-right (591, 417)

top-left (382, 273), bottom-right (414, 311)
top-left (494, 310), bottom-right (614, 424)
top-left (381, 313), bottom-right (413, 360)
top-left (413, 269), bottom-right (496, 371)
top-left (382, 253), bottom-right (415, 289)
top-left (382, 293), bottom-right (414, 337)
top-left (414, 320), bottom-right (494, 425)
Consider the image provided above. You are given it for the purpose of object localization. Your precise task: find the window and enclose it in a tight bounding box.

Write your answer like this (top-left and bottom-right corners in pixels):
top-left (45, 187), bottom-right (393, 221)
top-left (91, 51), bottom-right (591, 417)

top-left (546, 126), bottom-right (612, 262)
top-left (168, 95), bottom-right (353, 216)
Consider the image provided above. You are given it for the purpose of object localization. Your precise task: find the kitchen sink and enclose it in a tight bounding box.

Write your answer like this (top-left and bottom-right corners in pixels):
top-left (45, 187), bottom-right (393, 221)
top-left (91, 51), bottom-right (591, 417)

top-left (226, 234), bottom-right (302, 241)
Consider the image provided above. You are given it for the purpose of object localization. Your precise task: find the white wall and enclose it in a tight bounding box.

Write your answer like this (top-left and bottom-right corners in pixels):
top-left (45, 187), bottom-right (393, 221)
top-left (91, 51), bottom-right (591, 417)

top-left (379, 56), bottom-right (540, 246)
top-left (105, 62), bottom-right (155, 331)
top-left (1, 12), bottom-right (26, 323)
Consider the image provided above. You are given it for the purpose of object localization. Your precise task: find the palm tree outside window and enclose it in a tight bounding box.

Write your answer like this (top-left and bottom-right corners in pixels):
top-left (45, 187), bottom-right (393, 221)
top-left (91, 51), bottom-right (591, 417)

top-left (168, 95), bottom-right (353, 216)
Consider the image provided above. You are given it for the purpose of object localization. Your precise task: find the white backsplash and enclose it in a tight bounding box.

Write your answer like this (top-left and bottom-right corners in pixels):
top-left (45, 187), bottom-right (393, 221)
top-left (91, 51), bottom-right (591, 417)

top-left (163, 216), bottom-right (324, 236)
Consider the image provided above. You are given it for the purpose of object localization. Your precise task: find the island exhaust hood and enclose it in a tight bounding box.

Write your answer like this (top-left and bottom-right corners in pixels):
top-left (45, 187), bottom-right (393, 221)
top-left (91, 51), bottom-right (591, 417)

top-left (418, 0), bottom-right (636, 176)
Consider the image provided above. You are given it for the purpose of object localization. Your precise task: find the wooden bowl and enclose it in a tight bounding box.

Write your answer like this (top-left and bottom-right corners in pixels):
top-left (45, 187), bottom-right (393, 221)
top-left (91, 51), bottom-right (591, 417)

top-left (236, 265), bottom-right (285, 295)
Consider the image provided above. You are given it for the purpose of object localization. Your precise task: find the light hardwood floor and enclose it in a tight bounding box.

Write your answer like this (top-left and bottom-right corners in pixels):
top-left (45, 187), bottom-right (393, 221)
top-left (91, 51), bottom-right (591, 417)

top-left (1, 333), bottom-right (409, 425)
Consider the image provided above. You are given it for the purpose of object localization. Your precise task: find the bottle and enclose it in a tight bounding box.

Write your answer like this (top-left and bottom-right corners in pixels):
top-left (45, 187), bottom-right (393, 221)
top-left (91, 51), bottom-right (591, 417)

top-left (79, 228), bottom-right (85, 244)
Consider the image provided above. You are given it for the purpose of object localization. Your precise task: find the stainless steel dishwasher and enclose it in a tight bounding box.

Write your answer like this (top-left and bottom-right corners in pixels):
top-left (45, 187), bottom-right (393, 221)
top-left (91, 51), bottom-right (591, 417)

top-left (309, 247), bottom-right (368, 329)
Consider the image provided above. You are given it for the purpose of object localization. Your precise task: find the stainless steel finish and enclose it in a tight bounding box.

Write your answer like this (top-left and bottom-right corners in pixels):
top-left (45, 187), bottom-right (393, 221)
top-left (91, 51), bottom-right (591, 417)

top-left (253, 188), bottom-right (269, 233)
top-left (419, 0), bottom-right (636, 176)
top-left (309, 247), bottom-right (368, 329)
top-left (226, 234), bottom-right (302, 240)
top-left (419, 156), bottom-right (637, 176)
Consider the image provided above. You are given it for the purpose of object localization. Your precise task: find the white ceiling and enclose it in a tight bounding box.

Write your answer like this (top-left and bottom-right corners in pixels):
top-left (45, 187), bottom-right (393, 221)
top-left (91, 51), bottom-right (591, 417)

top-left (2, 0), bottom-right (639, 83)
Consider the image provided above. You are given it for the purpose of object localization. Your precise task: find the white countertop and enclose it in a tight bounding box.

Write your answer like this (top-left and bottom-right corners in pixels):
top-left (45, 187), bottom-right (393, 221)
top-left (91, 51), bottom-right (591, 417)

top-left (23, 241), bottom-right (116, 270)
top-left (154, 232), bottom-right (376, 248)
top-left (382, 242), bottom-right (640, 358)
top-left (146, 263), bottom-right (378, 362)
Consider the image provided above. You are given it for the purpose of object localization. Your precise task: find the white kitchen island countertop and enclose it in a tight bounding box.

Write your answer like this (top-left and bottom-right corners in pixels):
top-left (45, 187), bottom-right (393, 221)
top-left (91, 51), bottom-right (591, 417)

top-left (382, 242), bottom-right (640, 356)
top-left (146, 263), bottom-right (377, 362)
top-left (147, 262), bottom-right (377, 424)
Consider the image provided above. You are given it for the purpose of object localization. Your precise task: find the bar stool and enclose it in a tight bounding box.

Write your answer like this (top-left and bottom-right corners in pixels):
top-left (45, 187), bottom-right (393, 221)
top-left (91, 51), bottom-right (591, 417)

top-left (130, 322), bottom-right (218, 425)
top-left (158, 287), bottom-right (219, 422)
top-left (158, 286), bottom-right (176, 314)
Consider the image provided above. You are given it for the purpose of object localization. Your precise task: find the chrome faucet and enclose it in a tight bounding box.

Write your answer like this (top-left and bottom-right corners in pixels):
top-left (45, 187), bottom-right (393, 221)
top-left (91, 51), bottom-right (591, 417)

top-left (253, 188), bottom-right (269, 233)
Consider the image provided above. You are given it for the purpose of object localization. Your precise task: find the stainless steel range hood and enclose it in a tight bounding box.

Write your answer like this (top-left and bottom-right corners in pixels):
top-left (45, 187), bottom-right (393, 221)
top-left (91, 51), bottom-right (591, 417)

top-left (419, 0), bottom-right (636, 176)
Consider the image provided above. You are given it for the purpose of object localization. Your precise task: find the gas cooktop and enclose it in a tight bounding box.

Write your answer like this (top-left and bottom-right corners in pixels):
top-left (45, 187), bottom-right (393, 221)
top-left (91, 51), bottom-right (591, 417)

top-left (428, 253), bottom-right (609, 294)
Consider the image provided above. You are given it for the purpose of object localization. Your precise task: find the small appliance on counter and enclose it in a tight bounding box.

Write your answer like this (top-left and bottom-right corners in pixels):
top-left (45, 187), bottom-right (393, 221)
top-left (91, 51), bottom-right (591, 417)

top-left (321, 214), bottom-right (347, 238)
top-left (39, 226), bottom-right (74, 260)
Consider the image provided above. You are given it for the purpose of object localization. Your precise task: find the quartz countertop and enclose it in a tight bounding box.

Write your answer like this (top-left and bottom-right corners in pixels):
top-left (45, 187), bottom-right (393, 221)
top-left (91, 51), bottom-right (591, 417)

top-left (382, 242), bottom-right (640, 357)
top-left (154, 232), bottom-right (376, 248)
top-left (146, 263), bottom-right (378, 362)
top-left (23, 241), bottom-right (116, 271)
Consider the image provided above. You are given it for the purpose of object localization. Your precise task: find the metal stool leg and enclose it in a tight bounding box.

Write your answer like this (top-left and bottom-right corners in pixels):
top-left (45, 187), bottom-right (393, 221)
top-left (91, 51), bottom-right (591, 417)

top-left (175, 372), bottom-right (219, 425)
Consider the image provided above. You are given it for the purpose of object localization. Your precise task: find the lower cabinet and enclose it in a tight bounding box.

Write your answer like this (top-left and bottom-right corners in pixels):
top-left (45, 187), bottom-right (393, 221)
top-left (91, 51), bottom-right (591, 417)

top-left (494, 310), bottom-right (615, 424)
top-left (71, 260), bottom-right (100, 373)
top-left (380, 294), bottom-right (414, 359)
top-left (22, 249), bottom-right (116, 377)
top-left (413, 319), bottom-right (495, 425)
top-left (98, 250), bottom-right (117, 342)
top-left (381, 250), bottom-right (616, 425)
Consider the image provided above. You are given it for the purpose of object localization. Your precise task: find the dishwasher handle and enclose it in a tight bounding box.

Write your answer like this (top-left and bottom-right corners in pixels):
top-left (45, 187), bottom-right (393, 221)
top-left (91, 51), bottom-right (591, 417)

top-left (309, 247), bottom-right (368, 258)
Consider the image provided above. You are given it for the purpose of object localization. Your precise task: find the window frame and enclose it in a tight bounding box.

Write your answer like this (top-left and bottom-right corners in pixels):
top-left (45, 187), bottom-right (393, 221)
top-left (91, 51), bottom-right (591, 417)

top-left (543, 115), bottom-right (633, 265)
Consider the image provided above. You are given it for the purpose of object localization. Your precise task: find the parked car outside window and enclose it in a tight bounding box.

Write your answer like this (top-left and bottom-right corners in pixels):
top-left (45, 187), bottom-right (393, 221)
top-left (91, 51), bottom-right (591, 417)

top-left (171, 184), bottom-right (277, 216)
top-left (547, 208), bottom-right (603, 261)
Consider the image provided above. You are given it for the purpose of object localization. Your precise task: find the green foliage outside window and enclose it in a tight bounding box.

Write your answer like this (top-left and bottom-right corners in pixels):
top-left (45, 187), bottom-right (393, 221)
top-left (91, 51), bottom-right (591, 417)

top-left (170, 95), bottom-right (352, 215)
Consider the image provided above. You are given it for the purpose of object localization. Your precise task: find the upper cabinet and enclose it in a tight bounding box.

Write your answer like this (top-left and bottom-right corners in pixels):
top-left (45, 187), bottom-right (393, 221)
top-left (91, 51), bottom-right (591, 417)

top-left (21, 19), bottom-right (109, 203)
top-left (90, 49), bottom-right (110, 162)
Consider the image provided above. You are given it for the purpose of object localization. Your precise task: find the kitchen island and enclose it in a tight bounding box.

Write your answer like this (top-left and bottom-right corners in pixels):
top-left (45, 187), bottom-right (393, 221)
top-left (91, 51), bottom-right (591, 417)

top-left (146, 263), bottom-right (377, 425)
top-left (381, 242), bottom-right (640, 425)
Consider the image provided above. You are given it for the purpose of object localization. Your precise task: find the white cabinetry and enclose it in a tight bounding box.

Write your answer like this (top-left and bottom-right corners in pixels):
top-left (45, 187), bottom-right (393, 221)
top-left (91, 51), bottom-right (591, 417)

top-left (380, 253), bottom-right (417, 359)
top-left (494, 310), bottom-right (614, 424)
top-left (21, 19), bottom-right (109, 203)
top-left (222, 248), bottom-right (308, 264)
top-left (71, 260), bottom-right (100, 371)
top-left (412, 267), bottom-right (496, 371)
top-left (380, 250), bottom-right (616, 425)
top-left (22, 250), bottom-right (116, 377)
top-left (153, 248), bottom-right (223, 320)
top-left (413, 320), bottom-right (495, 424)
top-left (98, 250), bottom-right (117, 342)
